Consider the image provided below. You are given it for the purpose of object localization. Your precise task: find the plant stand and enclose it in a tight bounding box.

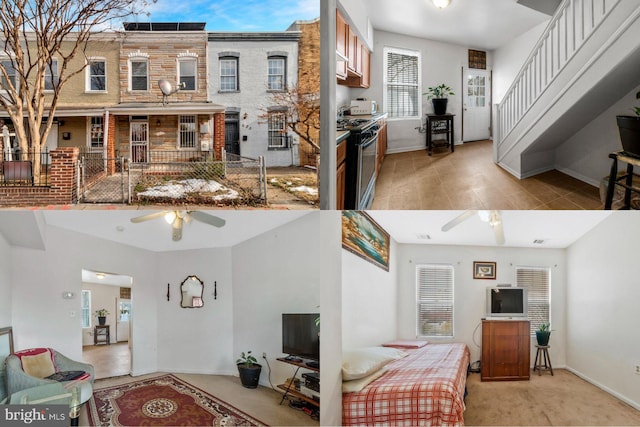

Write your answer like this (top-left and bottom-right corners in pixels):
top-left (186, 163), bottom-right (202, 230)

top-left (425, 114), bottom-right (455, 156)
top-left (533, 345), bottom-right (554, 376)
top-left (605, 151), bottom-right (640, 210)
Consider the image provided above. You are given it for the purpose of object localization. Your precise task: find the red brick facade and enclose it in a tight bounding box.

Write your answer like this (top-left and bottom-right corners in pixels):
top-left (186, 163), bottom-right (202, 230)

top-left (213, 112), bottom-right (225, 160)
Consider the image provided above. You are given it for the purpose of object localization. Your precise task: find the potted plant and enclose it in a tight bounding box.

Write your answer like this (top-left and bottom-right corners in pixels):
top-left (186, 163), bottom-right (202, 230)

top-left (616, 91), bottom-right (640, 158)
top-left (236, 351), bottom-right (262, 389)
top-left (424, 84), bottom-right (455, 115)
top-left (94, 309), bottom-right (109, 326)
top-left (536, 322), bottom-right (551, 346)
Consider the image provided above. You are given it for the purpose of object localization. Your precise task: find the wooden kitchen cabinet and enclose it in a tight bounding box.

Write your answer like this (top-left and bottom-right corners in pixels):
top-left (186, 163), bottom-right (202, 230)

top-left (336, 10), bottom-right (348, 81)
top-left (336, 140), bottom-right (347, 210)
top-left (360, 44), bottom-right (370, 88)
top-left (376, 118), bottom-right (387, 173)
top-left (481, 320), bottom-right (530, 381)
top-left (337, 11), bottom-right (370, 88)
top-left (347, 26), bottom-right (360, 75)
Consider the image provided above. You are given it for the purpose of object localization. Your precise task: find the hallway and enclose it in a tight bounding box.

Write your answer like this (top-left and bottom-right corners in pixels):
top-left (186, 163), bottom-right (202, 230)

top-left (371, 140), bottom-right (603, 210)
top-left (82, 342), bottom-right (131, 379)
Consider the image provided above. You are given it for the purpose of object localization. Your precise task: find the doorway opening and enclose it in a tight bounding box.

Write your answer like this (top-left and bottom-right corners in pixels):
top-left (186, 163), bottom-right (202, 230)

top-left (81, 269), bottom-right (133, 379)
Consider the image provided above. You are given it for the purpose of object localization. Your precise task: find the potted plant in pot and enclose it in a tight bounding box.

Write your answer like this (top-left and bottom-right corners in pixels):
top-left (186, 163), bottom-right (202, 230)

top-left (616, 91), bottom-right (640, 158)
top-left (236, 351), bottom-right (262, 389)
top-left (536, 322), bottom-right (551, 346)
top-left (94, 309), bottom-right (109, 326)
top-left (424, 84), bottom-right (455, 115)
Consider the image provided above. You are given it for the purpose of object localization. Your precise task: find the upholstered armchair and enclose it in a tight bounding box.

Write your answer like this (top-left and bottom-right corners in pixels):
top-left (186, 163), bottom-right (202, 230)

top-left (5, 348), bottom-right (94, 404)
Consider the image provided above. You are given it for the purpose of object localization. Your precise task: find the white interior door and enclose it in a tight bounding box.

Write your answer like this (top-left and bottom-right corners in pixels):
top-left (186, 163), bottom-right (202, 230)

top-left (116, 298), bottom-right (131, 342)
top-left (463, 69), bottom-right (491, 142)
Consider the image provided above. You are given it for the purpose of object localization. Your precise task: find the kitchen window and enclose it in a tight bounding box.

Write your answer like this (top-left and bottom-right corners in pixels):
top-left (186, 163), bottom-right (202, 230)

top-left (219, 57), bottom-right (238, 92)
top-left (87, 59), bottom-right (106, 91)
top-left (45, 58), bottom-right (58, 91)
top-left (416, 264), bottom-right (454, 337)
top-left (267, 56), bottom-right (286, 91)
top-left (130, 59), bottom-right (148, 91)
top-left (268, 112), bottom-right (288, 149)
top-left (516, 266), bottom-right (550, 335)
top-left (178, 58), bottom-right (197, 91)
top-left (383, 47), bottom-right (421, 119)
top-left (88, 116), bottom-right (104, 149)
top-left (179, 115), bottom-right (197, 149)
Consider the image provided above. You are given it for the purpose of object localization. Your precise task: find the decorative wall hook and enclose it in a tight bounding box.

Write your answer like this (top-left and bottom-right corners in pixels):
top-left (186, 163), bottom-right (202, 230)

top-left (167, 283), bottom-right (170, 301)
top-left (214, 281), bottom-right (217, 300)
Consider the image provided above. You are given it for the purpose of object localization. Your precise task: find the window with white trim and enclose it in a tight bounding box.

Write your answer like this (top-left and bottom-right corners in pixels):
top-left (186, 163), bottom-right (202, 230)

top-left (130, 59), bottom-right (148, 91)
top-left (179, 115), bottom-right (197, 149)
top-left (45, 58), bottom-right (58, 91)
top-left (416, 264), bottom-right (454, 337)
top-left (87, 59), bottom-right (106, 91)
top-left (89, 116), bottom-right (104, 149)
top-left (267, 57), bottom-right (285, 91)
top-left (516, 266), bottom-right (550, 335)
top-left (383, 47), bottom-right (420, 119)
top-left (178, 59), bottom-right (197, 91)
top-left (219, 57), bottom-right (238, 92)
top-left (81, 290), bottom-right (91, 328)
top-left (268, 112), bottom-right (287, 148)
top-left (1, 59), bottom-right (16, 90)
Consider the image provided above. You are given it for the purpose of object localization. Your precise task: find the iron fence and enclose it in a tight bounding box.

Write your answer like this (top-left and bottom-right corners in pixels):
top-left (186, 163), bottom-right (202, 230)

top-left (1, 149), bottom-right (51, 186)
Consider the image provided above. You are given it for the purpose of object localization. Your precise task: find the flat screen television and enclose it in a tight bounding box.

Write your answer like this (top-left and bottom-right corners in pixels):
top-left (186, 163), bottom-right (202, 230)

top-left (486, 287), bottom-right (528, 318)
top-left (282, 313), bottom-right (320, 361)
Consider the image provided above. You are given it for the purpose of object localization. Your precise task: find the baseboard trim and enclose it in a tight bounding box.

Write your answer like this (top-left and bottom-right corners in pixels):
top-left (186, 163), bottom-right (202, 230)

top-left (565, 366), bottom-right (640, 411)
top-left (520, 165), bottom-right (555, 179)
top-left (497, 162), bottom-right (522, 179)
top-left (555, 166), bottom-right (600, 187)
top-left (157, 368), bottom-right (236, 376)
top-left (385, 145), bottom-right (424, 155)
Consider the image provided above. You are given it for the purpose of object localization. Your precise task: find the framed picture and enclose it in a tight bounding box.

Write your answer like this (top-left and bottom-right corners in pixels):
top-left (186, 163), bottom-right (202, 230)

top-left (473, 261), bottom-right (496, 279)
top-left (342, 211), bottom-right (390, 271)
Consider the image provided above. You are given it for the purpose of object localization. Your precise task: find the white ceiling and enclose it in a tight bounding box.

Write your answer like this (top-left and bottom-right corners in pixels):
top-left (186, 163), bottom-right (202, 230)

top-left (364, 0), bottom-right (551, 50)
top-left (40, 211), bottom-right (310, 252)
top-left (368, 211), bottom-right (612, 248)
top-left (82, 269), bottom-right (133, 287)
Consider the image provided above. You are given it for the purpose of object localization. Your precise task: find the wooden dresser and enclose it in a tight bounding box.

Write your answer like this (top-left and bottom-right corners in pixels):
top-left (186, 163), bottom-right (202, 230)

top-left (481, 320), bottom-right (530, 381)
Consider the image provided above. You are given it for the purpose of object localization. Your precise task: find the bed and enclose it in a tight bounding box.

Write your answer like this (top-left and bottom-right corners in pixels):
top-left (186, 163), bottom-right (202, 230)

top-left (342, 342), bottom-right (470, 426)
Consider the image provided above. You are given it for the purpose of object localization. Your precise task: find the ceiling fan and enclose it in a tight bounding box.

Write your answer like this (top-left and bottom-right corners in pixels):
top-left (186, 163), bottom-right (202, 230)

top-left (441, 210), bottom-right (505, 245)
top-left (130, 210), bottom-right (226, 241)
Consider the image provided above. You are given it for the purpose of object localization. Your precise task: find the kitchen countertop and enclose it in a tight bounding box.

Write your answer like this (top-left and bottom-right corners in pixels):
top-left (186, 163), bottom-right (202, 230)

top-left (345, 112), bottom-right (388, 121)
top-left (337, 129), bottom-right (350, 144)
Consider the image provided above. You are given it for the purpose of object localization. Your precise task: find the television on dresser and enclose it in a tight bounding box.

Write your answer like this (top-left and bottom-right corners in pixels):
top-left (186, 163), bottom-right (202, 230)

top-left (282, 313), bottom-right (320, 361)
top-left (486, 287), bottom-right (528, 318)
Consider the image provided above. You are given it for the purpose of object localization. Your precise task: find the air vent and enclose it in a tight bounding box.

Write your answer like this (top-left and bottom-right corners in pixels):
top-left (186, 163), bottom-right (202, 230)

top-left (533, 239), bottom-right (545, 244)
top-left (417, 234), bottom-right (431, 240)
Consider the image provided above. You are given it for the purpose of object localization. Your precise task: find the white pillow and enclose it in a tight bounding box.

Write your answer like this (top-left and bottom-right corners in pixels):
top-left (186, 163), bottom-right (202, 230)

top-left (342, 367), bottom-right (387, 393)
top-left (342, 346), bottom-right (407, 380)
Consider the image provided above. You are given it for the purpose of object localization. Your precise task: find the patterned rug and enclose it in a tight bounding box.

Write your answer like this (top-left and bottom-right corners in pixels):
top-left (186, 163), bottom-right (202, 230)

top-left (87, 374), bottom-right (266, 426)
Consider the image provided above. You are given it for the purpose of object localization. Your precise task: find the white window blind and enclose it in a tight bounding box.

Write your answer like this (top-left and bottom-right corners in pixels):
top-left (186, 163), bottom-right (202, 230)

top-left (416, 264), bottom-right (454, 337)
top-left (384, 48), bottom-right (420, 119)
top-left (81, 290), bottom-right (91, 328)
top-left (516, 267), bottom-right (550, 335)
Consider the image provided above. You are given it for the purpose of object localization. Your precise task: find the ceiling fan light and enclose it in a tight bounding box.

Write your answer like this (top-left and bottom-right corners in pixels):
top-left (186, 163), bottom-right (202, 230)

top-left (432, 0), bottom-right (451, 9)
top-left (478, 210), bottom-right (490, 222)
top-left (164, 211), bottom-right (176, 224)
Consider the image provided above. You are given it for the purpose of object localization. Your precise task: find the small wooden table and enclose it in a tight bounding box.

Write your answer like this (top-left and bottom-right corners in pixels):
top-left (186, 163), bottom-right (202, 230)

top-left (425, 114), bottom-right (455, 156)
top-left (94, 325), bottom-right (110, 345)
top-left (605, 151), bottom-right (640, 210)
top-left (533, 345), bottom-right (553, 376)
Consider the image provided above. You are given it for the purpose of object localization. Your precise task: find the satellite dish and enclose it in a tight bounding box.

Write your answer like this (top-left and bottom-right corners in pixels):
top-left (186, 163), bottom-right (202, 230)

top-left (158, 79), bottom-right (173, 96)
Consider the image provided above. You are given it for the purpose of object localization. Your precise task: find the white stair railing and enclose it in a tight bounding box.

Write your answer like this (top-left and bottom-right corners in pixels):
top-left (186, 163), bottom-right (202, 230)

top-left (497, 0), bottom-right (621, 145)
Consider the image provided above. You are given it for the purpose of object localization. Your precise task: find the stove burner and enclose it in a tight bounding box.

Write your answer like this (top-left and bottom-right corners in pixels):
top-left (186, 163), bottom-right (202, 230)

top-left (337, 118), bottom-right (373, 130)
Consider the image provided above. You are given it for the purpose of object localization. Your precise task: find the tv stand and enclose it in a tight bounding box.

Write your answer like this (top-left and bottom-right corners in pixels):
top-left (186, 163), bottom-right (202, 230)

top-left (481, 319), bottom-right (530, 381)
top-left (276, 357), bottom-right (319, 409)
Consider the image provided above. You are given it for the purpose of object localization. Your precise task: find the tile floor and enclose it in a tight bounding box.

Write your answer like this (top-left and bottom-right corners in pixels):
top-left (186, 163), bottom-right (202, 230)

top-left (371, 140), bottom-right (604, 210)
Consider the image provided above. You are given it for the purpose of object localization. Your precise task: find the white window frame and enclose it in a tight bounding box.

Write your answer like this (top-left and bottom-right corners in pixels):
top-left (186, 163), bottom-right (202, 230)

top-left (81, 290), bottom-right (91, 328)
top-left (416, 264), bottom-right (454, 338)
top-left (178, 115), bottom-right (197, 149)
top-left (86, 57), bottom-right (107, 92)
top-left (516, 266), bottom-right (551, 335)
top-left (268, 111), bottom-right (288, 149)
top-left (383, 46), bottom-right (422, 120)
top-left (267, 56), bottom-right (286, 91)
top-left (129, 58), bottom-right (149, 91)
top-left (44, 58), bottom-right (58, 91)
top-left (87, 116), bottom-right (104, 150)
top-left (177, 58), bottom-right (197, 91)
top-left (219, 57), bottom-right (238, 92)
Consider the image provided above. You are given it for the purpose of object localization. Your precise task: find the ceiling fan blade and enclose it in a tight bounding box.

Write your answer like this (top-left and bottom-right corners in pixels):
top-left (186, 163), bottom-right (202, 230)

top-left (190, 211), bottom-right (226, 228)
top-left (442, 210), bottom-right (476, 232)
top-left (490, 211), bottom-right (505, 245)
top-left (172, 217), bottom-right (183, 241)
top-left (130, 211), bottom-right (167, 223)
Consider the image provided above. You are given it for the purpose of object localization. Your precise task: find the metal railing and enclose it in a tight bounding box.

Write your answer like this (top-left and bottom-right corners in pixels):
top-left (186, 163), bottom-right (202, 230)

top-left (1, 149), bottom-right (51, 186)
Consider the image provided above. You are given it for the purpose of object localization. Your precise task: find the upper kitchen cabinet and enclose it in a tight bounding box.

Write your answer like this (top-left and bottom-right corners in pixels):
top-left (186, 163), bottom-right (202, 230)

top-left (336, 10), bottom-right (348, 81)
top-left (337, 10), bottom-right (370, 88)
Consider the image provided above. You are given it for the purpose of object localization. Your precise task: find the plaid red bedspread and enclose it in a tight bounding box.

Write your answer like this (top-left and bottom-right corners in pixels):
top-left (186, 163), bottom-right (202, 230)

top-left (342, 343), bottom-right (470, 426)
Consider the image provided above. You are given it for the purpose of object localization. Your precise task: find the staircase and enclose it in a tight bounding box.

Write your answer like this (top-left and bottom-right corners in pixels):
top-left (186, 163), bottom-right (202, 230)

top-left (495, 0), bottom-right (640, 179)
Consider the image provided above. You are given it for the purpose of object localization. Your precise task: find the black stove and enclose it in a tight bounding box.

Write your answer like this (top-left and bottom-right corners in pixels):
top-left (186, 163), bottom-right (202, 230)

top-left (337, 117), bottom-right (375, 131)
top-left (340, 117), bottom-right (380, 209)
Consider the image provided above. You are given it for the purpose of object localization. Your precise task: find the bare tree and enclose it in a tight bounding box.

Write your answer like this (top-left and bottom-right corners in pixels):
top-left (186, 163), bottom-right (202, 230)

top-left (0, 0), bottom-right (151, 183)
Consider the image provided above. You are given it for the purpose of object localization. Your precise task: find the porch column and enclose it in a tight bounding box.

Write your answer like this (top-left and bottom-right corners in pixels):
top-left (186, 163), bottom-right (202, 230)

top-left (106, 111), bottom-right (116, 175)
top-left (213, 112), bottom-right (225, 160)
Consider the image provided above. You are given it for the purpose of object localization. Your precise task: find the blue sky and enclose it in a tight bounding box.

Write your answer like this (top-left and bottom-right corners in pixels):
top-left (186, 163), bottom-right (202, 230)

top-left (139, 0), bottom-right (319, 31)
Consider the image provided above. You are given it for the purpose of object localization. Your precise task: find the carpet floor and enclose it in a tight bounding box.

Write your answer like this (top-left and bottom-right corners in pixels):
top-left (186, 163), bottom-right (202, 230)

top-left (464, 369), bottom-right (640, 426)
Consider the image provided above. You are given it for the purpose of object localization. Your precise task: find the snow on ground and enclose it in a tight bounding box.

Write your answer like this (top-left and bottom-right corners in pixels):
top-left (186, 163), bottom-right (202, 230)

top-left (290, 186), bottom-right (318, 196)
top-left (137, 178), bottom-right (239, 200)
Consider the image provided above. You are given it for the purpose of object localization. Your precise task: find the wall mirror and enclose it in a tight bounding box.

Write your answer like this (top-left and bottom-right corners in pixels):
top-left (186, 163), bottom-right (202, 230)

top-left (181, 276), bottom-right (204, 308)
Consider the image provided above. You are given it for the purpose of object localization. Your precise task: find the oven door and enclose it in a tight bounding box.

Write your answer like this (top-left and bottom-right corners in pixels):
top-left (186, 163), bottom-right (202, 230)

top-left (357, 133), bottom-right (378, 209)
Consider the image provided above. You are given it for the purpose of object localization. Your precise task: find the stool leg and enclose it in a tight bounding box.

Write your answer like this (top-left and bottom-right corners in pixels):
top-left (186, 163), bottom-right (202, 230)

top-left (605, 157), bottom-right (618, 210)
top-left (546, 349), bottom-right (553, 376)
top-left (624, 163), bottom-right (634, 209)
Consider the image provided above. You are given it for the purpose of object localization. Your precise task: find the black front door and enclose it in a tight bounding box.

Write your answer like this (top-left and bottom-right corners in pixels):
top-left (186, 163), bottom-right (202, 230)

top-left (224, 113), bottom-right (240, 156)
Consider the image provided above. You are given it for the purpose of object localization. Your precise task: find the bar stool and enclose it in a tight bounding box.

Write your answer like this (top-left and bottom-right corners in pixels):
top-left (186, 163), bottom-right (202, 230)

top-left (533, 345), bottom-right (553, 376)
top-left (604, 151), bottom-right (640, 210)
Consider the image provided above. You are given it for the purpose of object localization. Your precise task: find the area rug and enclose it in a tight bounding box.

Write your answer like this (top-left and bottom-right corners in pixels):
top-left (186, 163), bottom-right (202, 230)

top-left (87, 374), bottom-right (266, 426)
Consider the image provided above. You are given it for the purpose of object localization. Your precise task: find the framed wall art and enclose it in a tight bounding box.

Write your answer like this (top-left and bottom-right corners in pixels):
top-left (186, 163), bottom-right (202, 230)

top-left (342, 211), bottom-right (390, 271)
top-left (473, 261), bottom-right (496, 279)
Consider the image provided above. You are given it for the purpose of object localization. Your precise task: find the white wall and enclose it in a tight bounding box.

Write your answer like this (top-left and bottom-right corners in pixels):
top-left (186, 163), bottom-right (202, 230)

top-left (396, 244), bottom-right (566, 366)
top-left (9, 225), bottom-right (159, 376)
top-left (492, 20), bottom-right (548, 104)
top-left (231, 212), bottom-right (322, 389)
top-left (155, 248), bottom-right (235, 375)
top-left (338, 0), bottom-right (373, 49)
top-left (565, 212), bottom-right (640, 410)
top-left (341, 238), bottom-right (398, 350)
top-left (81, 282), bottom-right (122, 346)
top-left (0, 233), bottom-right (11, 328)
top-left (555, 84), bottom-right (640, 186)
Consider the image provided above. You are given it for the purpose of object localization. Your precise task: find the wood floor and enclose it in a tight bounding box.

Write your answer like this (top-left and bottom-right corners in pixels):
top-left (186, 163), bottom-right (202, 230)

top-left (372, 140), bottom-right (604, 210)
top-left (82, 342), bottom-right (130, 379)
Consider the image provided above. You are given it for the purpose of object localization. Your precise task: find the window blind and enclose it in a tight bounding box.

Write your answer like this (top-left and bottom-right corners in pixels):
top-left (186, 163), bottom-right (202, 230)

top-left (416, 264), bottom-right (454, 337)
top-left (516, 267), bottom-right (550, 335)
top-left (384, 49), bottom-right (419, 118)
